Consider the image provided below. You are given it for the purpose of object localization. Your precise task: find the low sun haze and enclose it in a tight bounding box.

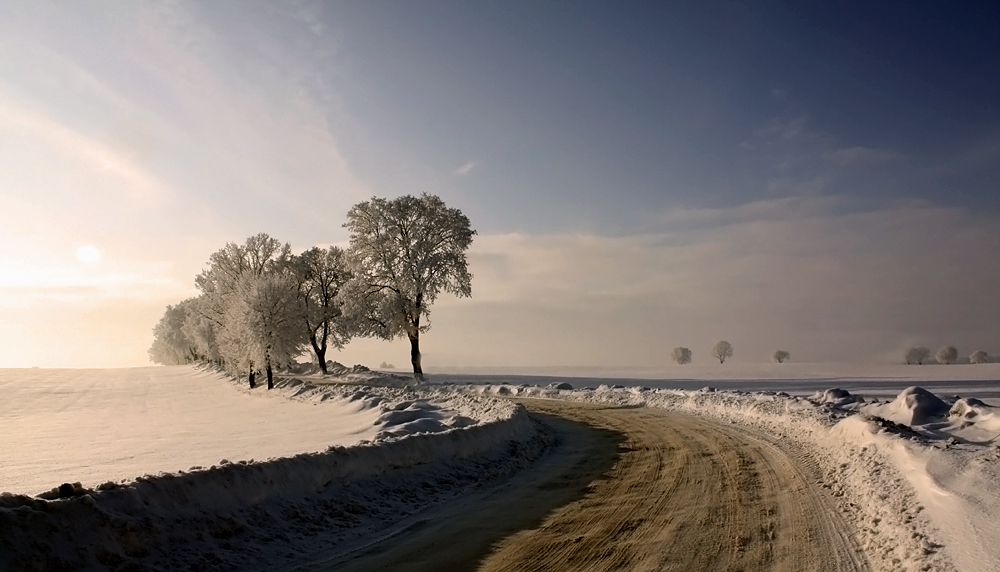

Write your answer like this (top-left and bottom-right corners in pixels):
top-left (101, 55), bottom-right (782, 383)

top-left (2, 1), bottom-right (999, 368)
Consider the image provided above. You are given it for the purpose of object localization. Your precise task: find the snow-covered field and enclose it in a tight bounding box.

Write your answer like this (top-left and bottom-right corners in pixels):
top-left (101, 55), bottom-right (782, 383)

top-left (0, 365), bottom-right (542, 570)
top-left (3, 364), bottom-right (1000, 571)
top-left (0, 367), bottom-right (388, 496)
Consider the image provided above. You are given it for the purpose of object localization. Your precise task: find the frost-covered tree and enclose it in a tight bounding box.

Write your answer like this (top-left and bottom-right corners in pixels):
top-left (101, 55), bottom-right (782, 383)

top-left (342, 194), bottom-right (475, 381)
top-left (181, 297), bottom-right (223, 364)
top-left (193, 234), bottom-right (292, 385)
top-left (148, 299), bottom-right (199, 365)
top-left (970, 350), bottom-right (989, 364)
top-left (671, 347), bottom-right (692, 364)
top-left (935, 345), bottom-right (958, 365)
top-left (288, 247), bottom-right (354, 374)
top-left (195, 233), bottom-right (290, 327)
top-left (220, 272), bottom-right (307, 389)
top-left (711, 340), bottom-right (733, 364)
top-left (905, 346), bottom-right (931, 365)
top-left (771, 350), bottom-right (790, 363)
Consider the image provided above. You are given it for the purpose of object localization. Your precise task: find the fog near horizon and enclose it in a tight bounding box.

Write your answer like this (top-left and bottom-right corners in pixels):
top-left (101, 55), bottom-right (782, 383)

top-left (2, 2), bottom-right (999, 369)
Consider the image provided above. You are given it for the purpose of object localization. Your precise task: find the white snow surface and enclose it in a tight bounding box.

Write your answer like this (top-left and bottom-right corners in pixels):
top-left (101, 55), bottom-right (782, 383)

top-left (458, 381), bottom-right (1000, 572)
top-left (0, 366), bottom-right (513, 496)
top-left (0, 366), bottom-right (542, 571)
top-left (5, 364), bottom-right (1000, 571)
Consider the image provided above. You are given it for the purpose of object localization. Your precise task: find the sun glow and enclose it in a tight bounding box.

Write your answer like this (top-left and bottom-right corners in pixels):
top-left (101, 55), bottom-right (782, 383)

top-left (75, 245), bottom-right (102, 264)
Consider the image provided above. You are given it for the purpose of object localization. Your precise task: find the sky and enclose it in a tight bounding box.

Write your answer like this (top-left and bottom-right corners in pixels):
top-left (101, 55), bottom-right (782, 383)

top-left (1, 1), bottom-right (999, 368)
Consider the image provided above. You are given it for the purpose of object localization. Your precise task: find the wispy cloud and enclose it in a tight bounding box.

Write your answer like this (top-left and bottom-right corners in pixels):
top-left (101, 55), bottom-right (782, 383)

top-left (455, 160), bottom-right (479, 176)
top-left (825, 146), bottom-right (906, 166)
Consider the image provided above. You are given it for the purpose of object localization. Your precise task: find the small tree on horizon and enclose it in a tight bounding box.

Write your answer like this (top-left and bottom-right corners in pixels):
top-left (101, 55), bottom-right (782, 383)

top-left (771, 350), bottom-right (790, 363)
top-left (711, 340), bottom-right (733, 364)
top-left (970, 350), bottom-right (989, 364)
top-left (905, 346), bottom-right (931, 365)
top-left (148, 299), bottom-right (200, 365)
top-left (671, 347), bottom-right (692, 365)
top-left (936, 345), bottom-right (958, 365)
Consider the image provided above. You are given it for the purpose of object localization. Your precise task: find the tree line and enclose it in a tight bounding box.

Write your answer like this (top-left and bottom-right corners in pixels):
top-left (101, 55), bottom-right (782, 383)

top-left (149, 194), bottom-right (475, 386)
top-left (905, 345), bottom-right (993, 365)
top-left (670, 341), bottom-right (790, 364)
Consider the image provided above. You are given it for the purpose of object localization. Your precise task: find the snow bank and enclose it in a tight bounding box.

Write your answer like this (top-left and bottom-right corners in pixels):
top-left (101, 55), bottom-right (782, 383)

top-left (462, 381), bottom-right (1000, 572)
top-left (0, 374), bottom-right (546, 571)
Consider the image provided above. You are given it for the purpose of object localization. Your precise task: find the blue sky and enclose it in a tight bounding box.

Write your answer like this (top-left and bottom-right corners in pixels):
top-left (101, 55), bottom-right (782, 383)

top-left (1, 1), bottom-right (998, 367)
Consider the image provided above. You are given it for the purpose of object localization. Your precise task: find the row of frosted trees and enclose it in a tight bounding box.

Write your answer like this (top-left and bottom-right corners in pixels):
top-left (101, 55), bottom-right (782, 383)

top-left (905, 346), bottom-right (993, 365)
top-left (670, 341), bottom-right (790, 364)
top-left (149, 194), bottom-right (475, 386)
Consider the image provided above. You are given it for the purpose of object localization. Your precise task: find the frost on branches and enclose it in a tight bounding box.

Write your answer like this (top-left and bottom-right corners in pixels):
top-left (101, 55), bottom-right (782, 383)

top-left (342, 194), bottom-right (476, 381)
top-left (711, 340), bottom-right (733, 364)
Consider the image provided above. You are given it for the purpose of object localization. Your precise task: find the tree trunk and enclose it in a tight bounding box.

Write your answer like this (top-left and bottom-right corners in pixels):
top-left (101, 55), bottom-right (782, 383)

top-left (266, 361), bottom-right (274, 390)
top-left (248, 369), bottom-right (256, 389)
top-left (409, 332), bottom-right (423, 382)
top-left (311, 334), bottom-right (328, 374)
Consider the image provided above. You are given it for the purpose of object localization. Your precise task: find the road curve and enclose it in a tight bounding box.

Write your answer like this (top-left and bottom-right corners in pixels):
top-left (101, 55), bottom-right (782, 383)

top-left (299, 399), bottom-right (870, 572)
top-left (480, 399), bottom-right (870, 572)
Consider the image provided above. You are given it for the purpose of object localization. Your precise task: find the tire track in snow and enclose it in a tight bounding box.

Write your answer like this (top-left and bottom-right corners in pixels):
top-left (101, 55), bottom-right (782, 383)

top-left (322, 399), bottom-right (870, 572)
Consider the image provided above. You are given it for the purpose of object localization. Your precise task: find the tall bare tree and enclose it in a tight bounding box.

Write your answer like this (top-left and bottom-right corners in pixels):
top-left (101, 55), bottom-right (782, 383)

top-left (342, 194), bottom-right (475, 381)
top-left (289, 246), bottom-right (354, 373)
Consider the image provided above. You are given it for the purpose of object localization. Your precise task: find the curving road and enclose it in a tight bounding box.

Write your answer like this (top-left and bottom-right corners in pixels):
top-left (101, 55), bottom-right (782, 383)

top-left (298, 399), bottom-right (870, 572)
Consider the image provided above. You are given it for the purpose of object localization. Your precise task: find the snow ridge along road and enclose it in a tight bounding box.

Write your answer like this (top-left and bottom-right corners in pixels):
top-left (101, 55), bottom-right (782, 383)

top-left (328, 399), bottom-right (870, 572)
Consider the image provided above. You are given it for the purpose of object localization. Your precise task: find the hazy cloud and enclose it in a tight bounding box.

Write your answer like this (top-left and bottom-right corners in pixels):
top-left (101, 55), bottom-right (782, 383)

top-left (455, 160), bottom-right (479, 176)
top-left (417, 196), bottom-right (1000, 367)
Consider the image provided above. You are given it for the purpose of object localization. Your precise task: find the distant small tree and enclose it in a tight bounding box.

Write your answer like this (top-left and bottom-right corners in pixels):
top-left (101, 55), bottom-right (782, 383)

top-left (905, 346), bottom-right (931, 365)
top-left (936, 345), bottom-right (958, 365)
top-left (970, 350), bottom-right (989, 364)
top-left (148, 299), bottom-right (199, 365)
top-left (671, 347), bottom-right (692, 365)
top-left (771, 350), bottom-right (790, 363)
top-left (711, 340), bottom-right (733, 364)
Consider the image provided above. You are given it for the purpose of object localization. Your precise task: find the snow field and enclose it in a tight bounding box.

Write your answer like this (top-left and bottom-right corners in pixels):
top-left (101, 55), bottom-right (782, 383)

top-left (0, 367), bottom-right (546, 571)
top-left (459, 382), bottom-right (999, 572)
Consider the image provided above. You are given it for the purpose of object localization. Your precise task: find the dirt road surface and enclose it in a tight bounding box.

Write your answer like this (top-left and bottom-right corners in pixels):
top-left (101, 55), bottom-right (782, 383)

top-left (296, 399), bottom-right (870, 572)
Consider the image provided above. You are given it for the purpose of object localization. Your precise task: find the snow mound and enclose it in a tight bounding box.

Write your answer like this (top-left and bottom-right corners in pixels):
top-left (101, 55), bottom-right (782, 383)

top-left (864, 386), bottom-right (951, 426)
top-left (949, 397), bottom-right (993, 421)
top-left (813, 387), bottom-right (866, 408)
